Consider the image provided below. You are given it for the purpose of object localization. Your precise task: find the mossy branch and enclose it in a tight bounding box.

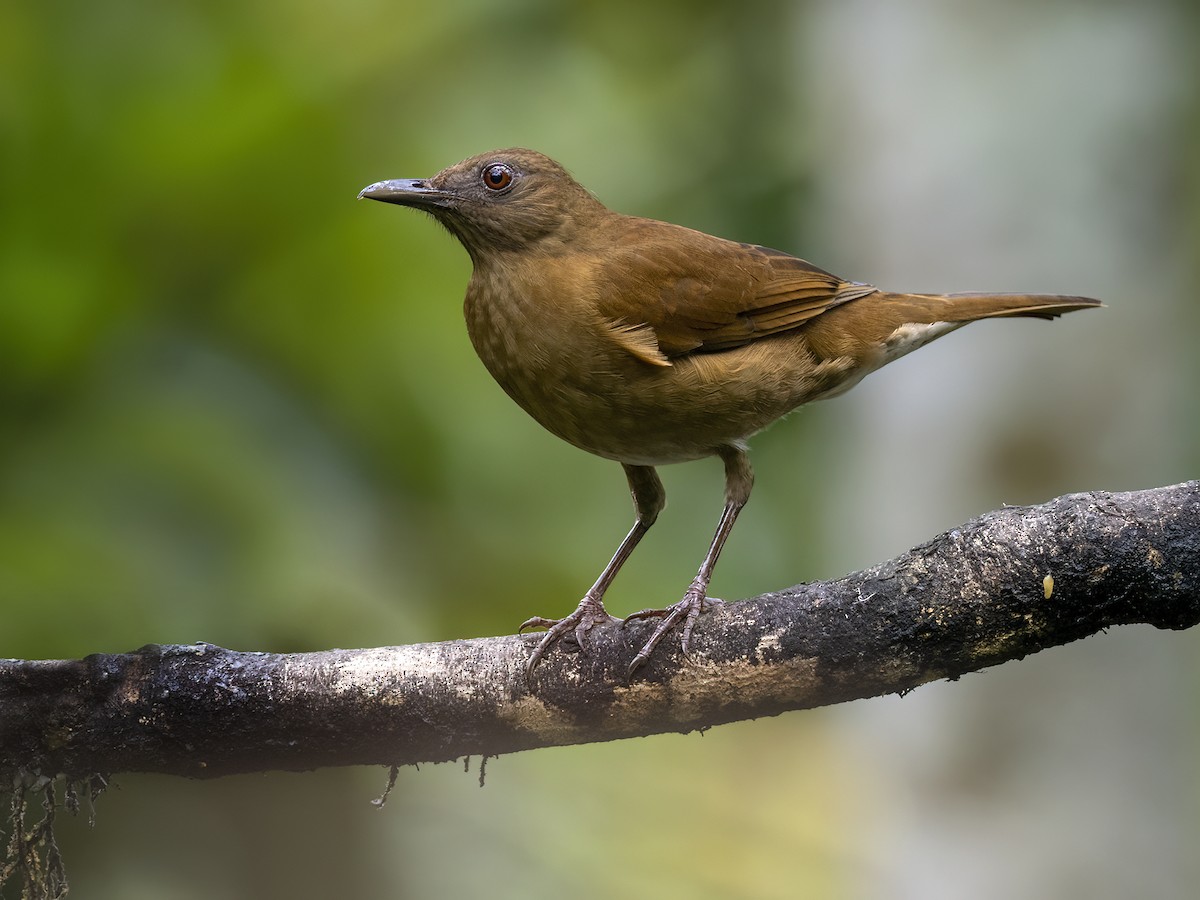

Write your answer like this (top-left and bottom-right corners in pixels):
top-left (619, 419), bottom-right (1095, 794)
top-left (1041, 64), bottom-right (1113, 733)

top-left (2, 482), bottom-right (1197, 783)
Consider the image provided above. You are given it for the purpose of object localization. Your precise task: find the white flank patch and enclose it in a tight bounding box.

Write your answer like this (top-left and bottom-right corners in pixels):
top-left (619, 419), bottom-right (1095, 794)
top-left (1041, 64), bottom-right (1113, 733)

top-left (880, 321), bottom-right (961, 365)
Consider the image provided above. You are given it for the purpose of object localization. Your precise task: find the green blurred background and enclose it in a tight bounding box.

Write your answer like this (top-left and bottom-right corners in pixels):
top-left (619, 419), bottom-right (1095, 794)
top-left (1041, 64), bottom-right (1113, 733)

top-left (3, 0), bottom-right (1198, 897)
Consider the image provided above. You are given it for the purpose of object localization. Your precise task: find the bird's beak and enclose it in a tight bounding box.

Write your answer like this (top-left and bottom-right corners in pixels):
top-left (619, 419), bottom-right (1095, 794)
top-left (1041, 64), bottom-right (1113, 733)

top-left (357, 178), bottom-right (453, 209)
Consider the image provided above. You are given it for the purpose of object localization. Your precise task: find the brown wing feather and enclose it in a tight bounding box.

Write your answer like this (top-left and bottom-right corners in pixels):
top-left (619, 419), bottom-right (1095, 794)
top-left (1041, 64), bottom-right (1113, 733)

top-left (592, 221), bottom-right (875, 360)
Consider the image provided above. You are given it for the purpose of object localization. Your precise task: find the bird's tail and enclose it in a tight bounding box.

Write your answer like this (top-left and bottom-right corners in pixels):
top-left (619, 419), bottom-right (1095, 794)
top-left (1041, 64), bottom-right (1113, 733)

top-left (914, 291), bottom-right (1103, 322)
top-left (802, 290), bottom-right (1102, 378)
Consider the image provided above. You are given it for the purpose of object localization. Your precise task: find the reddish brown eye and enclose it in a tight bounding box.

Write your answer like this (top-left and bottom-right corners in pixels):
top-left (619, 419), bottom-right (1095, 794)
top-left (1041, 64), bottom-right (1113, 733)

top-left (482, 164), bottom-right (514, 191)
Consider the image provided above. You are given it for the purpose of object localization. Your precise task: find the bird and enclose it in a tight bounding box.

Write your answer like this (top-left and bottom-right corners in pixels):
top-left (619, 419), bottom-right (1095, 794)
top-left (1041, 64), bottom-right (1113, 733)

top-left (359, 148), bottom-right (1100, 677)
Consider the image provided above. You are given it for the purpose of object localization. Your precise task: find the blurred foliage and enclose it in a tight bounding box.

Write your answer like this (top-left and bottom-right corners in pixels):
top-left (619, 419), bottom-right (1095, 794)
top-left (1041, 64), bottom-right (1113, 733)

top-left (0, 0), bottom-right (814, 660)
top-left (3, 0), bottom-right (1198, 897)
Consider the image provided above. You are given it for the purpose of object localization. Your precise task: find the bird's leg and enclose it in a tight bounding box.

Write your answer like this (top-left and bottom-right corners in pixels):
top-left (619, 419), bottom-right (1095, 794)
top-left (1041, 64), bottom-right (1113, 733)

top-left (520, 464), bottom-right (665, 674)
top-left (625, 445), bottom-right (753, 675)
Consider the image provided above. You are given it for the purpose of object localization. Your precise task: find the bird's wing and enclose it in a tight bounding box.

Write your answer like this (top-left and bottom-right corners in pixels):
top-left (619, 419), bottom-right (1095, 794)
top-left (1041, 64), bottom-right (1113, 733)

top-left (593, 226), bottom-right (877, 360)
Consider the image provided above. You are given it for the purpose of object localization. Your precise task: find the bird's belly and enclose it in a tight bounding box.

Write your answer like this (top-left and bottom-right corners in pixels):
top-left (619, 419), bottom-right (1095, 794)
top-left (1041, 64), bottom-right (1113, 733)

top-left (476, 328), bottom-right (854, 466)
top-left (507, 376), bottom-right (751, 465)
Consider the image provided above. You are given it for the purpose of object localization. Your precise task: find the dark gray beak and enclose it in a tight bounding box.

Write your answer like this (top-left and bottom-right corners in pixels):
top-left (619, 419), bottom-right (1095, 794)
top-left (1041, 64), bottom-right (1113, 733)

top-left (357, 178), bottom-right (453, 209)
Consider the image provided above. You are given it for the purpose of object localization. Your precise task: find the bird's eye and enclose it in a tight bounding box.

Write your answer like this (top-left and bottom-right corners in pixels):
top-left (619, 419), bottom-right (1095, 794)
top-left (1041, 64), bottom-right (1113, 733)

top-left (482, 164), bottom-right (514, 192)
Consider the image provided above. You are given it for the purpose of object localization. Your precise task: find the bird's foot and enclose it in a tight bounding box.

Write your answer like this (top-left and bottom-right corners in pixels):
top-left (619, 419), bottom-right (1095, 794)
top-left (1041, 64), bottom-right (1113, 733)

top-left (624, 581), bottom-right (719, 676)
top-left (519, 595), bottom-right (619, 675)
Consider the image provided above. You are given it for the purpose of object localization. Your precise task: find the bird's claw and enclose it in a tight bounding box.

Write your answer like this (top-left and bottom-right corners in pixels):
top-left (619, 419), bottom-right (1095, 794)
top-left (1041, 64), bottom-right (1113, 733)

top-left (519, 596), bottom-right (618, 676)
top-left (624, 586), bottom-right (718, 676)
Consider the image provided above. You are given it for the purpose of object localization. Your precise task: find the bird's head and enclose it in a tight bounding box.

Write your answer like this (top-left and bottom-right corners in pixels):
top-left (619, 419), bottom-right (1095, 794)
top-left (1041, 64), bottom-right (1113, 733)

top-left (359, 148), bottom-right (604, 261)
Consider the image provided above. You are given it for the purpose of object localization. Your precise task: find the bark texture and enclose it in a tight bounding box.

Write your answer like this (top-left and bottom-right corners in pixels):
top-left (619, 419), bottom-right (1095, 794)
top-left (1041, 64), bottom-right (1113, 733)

top-left (2, 482), bottom-right (1197, 781)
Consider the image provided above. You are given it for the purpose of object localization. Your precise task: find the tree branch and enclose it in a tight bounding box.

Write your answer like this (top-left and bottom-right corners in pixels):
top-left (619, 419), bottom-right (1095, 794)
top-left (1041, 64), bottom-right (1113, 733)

top-left (2, 482), bottom-right (1197, 781)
